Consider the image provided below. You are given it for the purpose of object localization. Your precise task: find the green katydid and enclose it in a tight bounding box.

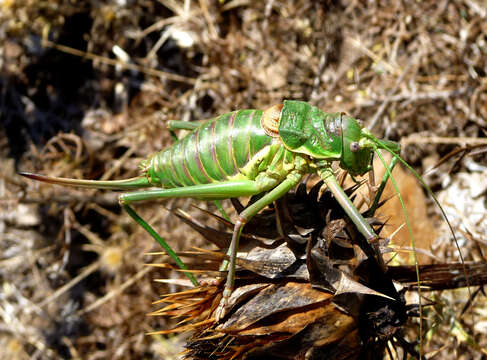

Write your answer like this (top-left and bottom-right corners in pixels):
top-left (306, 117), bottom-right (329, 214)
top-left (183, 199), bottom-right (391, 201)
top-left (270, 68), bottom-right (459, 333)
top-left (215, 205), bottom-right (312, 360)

top-left (20, 100), bottom-right (463, 321)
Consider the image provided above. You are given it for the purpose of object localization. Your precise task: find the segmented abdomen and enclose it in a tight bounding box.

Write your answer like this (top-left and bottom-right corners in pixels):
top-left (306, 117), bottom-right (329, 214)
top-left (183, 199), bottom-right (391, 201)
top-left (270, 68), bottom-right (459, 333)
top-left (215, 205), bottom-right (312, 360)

top-left (146, 109), bottom-right (272, 187)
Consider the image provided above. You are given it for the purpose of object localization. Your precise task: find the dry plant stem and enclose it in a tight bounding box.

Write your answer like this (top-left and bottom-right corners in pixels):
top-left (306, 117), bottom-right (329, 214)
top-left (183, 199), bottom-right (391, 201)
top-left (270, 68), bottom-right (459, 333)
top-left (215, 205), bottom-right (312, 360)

top-left (158, 0), bottom-right (187, 16)
top-left (74, 222), bottom-right (106, 248)
top-left (138, 11), bottom-right (199, 38)
top-left (310, 52), bottom-right (328, 101)
top-left (0, 245), bottom-right (56, 268)
top-left (388, 262), bottom-right (487, 290)
top-left (98, 145), bottom-right (136, 182)
top-left (348, 37), bottom-right (399, 75)
top-left (36, 260), bottom-right (101, 308)
top-left (359, 87), bottom-right (469, 108)
top-left (42, 133), bottom-right (84, 163)
top-left (77, 264), bottom-right (153, 315)
top-left (60, 208), bottom-right (73, 272)
top-left (401, 135), bottom-right (487, 147)
top-left (368, 57), bottom-right (415, 130)
top-left (40, 38), bottom-right (196, 84)
top-left (199, 0), bottom-right (218, 39)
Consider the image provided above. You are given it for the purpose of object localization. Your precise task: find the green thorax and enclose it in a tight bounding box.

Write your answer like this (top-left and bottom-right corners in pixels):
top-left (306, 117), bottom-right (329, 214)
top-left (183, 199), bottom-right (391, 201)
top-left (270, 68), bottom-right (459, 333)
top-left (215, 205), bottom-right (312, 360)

top-left (278, 100), bottom-right (343, 159)
top-left (278, 100), bottom-right (372, 176)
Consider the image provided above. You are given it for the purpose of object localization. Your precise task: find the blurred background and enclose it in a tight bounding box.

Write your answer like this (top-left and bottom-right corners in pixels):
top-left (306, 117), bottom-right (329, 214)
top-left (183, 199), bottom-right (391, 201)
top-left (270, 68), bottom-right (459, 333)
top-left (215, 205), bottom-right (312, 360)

top-left (1, 0), bottom-right (486, 358)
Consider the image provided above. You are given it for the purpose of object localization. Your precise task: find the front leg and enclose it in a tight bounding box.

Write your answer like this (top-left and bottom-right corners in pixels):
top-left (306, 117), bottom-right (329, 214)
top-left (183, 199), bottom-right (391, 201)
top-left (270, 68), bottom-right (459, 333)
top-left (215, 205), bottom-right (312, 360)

top-left (318, 167), bottom-right (386, 270)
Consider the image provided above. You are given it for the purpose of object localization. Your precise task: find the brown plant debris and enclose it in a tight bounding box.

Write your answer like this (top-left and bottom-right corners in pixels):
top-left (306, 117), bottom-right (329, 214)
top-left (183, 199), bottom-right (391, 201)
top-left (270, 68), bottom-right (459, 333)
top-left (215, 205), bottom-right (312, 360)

top-left (151, 181), bottom-right (419, 359)
top-left (152, 177), bottom-right (487, 358)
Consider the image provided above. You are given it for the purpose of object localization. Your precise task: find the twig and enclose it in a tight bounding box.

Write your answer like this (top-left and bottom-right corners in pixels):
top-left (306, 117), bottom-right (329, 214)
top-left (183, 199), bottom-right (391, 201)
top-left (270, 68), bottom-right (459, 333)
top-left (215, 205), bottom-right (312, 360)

top-left (36, 260), bottom-right (101, 308)
top-left (369, 58), bottom-right (414, 130)
top-left (359, 87), bottom-right (468, 108)
top-left (77, 264), bottom-right (153, 315)
top-left (400, 135), bottom-right (487, 147)
top-left (41, 37), bottom-right (196, 84)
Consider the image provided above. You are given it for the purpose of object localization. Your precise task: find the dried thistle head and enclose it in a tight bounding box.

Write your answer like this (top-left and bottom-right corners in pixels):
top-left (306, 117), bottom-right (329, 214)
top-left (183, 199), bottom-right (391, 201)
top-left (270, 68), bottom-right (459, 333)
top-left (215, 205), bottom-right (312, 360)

top-left (151, 178), bottom-right (417, 359)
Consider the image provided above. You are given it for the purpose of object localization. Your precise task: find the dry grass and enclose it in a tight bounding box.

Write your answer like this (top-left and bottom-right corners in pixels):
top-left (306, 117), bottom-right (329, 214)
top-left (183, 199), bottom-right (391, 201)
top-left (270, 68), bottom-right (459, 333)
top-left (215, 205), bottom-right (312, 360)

top-left (1, 0), bottom-right (486, 358)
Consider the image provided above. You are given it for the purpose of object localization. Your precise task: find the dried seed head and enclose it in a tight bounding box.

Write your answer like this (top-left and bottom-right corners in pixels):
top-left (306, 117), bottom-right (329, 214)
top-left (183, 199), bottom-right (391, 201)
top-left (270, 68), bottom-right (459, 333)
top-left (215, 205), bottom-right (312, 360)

top-left (154, 177), bottom-right (413, 359)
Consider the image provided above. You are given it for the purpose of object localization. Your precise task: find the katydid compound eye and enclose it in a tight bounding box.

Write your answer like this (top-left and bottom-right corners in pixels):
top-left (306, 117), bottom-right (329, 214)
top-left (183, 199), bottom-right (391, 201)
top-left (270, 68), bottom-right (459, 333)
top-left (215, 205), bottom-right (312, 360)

top-left (350, 142), bottom-right (360, 152)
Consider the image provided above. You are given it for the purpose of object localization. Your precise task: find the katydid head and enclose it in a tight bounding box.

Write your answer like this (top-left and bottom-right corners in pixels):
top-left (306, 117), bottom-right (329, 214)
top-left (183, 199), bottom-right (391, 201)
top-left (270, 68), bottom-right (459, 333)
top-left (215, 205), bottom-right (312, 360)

top-left (338, 116), bottom-right (375, 176)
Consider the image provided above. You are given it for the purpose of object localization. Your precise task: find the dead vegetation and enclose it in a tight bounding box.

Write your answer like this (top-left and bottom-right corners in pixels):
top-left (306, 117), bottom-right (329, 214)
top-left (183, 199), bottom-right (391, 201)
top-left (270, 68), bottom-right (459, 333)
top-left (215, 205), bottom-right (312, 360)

top-left (1, 0), bottom-right (487, 359)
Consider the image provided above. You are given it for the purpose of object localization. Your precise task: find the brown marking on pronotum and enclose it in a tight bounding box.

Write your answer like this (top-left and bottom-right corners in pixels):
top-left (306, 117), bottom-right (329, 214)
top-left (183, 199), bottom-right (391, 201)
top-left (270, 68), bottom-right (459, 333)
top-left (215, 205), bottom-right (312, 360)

top-left (261, 103), bottom-right (283, 138)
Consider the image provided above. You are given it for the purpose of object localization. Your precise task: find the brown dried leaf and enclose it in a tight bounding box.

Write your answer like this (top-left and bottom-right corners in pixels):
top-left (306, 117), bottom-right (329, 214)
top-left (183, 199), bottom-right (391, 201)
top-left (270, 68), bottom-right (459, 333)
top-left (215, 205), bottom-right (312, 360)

top-left (217, 282), bottom-right (333, 333)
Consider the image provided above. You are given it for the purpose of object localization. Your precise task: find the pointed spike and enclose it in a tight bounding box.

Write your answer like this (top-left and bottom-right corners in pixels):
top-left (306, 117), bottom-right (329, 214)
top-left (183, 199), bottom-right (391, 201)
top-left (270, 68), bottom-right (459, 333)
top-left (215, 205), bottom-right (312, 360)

top-left (334, 273), bottom-right (395, 301)
top-left (152, 278), bottom-right (196, 288)
top-left (309, 180), bottom-right (324, 200)
top-left (19, 172), bottom-right (151, 190)
top-left (146, 319), bottom-right (215, 335)
top-left (189, 204), bottom-right (233, 227)
top-left (295, 181), bottom-right (308, 197)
